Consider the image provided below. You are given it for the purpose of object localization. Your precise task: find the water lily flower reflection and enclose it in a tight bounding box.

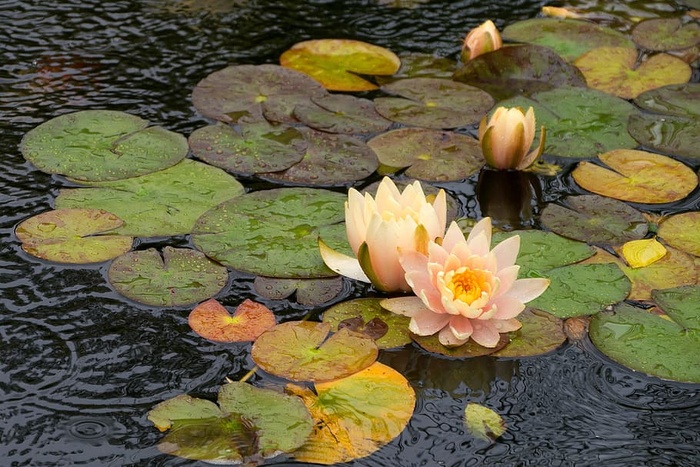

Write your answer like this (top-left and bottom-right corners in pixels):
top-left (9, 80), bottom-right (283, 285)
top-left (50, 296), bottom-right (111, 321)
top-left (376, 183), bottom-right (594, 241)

top-left (479, 106), bottom-right (546, 170)
top-left (319, 177), bottom-right (447, 293)
top-left (461, 20), bottom-right (503, 61)
top-left (383, 218), bottom-right (549, 347)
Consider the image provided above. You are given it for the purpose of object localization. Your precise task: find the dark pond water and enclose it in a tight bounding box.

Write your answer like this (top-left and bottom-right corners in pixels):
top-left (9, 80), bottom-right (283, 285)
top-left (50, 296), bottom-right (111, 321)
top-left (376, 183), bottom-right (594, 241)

top-left (1, 0), bottom-right (699, 466)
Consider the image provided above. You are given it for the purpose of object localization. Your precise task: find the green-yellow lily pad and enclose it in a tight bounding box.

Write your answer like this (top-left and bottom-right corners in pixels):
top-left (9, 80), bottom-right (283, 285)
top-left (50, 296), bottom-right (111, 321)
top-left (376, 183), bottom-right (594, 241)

top-left (653, 286), bottom-right (700, 331)
top-left (574, 46), bottom-right (692, 99)
top-left (188, 299), bottom-right (276, 343)
top-left (634, 83), bottom-right (700, 118)
top-left (280, 39), bottom-right (401, 92)
top-left (632, 18), bottom-right (700, 51)
top-left (464, 403), bottom-right (506, 441)
top-left (108, 247), bottom-right (228, 307)
top-left (293, 94), bottom-right (391, 134)
top-left (628, 112), bottom-right (700, 160)
top-left (253, 276), bottom-right (343, 306)
top-left (15, 209), bottom-right (133, 264)
top-left (251, 321), bottom-right (378, 382)
top-left (411, 333), bottom-right (509, 358)
top-left (20, 110), bottom-right (188, 181)
top-left (658, 212), bottom-right (700, 256)
top-left (490, 309), bottom-right (566, 357)
top-left (572, 149), bottom-right (697, 204)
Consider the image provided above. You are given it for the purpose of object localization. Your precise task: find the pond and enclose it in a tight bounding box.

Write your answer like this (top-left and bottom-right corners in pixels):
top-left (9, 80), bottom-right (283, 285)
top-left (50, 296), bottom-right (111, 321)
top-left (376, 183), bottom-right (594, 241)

top-left (1, 0), bottom-right (699, 465)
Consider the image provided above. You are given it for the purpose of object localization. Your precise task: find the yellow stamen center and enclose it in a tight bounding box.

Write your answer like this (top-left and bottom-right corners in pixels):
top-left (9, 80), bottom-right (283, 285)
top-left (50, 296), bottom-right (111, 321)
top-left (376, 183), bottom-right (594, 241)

top-left (445, 267), bottom-right (492, 305)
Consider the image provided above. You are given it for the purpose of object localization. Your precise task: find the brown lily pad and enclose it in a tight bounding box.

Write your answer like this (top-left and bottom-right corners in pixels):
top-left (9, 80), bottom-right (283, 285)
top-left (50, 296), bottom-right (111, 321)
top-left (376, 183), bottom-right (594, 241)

top-left (293, 94), bottom-right (391, 134)
top-left (632, 18), bottom-right (700, 51)
top-left (253, 276), bottom-right (343, 306)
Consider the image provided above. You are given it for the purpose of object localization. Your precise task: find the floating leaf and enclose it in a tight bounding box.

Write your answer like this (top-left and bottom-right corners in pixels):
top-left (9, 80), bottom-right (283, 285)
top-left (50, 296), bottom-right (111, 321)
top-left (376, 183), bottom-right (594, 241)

top-left (108, 247), bottom-right (228, 307)
top-left (192, 188), bottom-right (348, 278)
top-left (293, 94), bottom-right (391, 134)
top-left (56, 159), bottom-right (245, 237)
top-left (620, 238), bottom-right (667, 268)
top-left (374, 78), bottom-right (493, 129)
top-left (288, 362), bottom-right (415, 464)
top-left (634, 83), bottom-right (700, 118)
top-left (15, 209), bottom-right (133, 264)
top-left (280, 39), bottom-right (400, 92)
top-left (490, 309), bottom-right (566, 357)
top-left (464, 403), bottom-right (506, 441)
top-left (20, 110), bottom-right (187, 181)
top-left (375, 53), bottom-right (456, 85)
top-left (574, 47), bottom-right (692, 99)
top-left (572, 149), bottom-right (697, 204)
top-left (251, 321), bottom-right (378, 382)
top-left (188, 299), bottom-right (276, 343)
top-left (658, 212), bottom-right (700, 256)
top-left (653, 286), bottom-right (700, 331)
top-left (191, 64), bottom-right (327, 123)
top-left (367, 128), bottom-right (482, 182)
top-left (148, 395), bottom-right (223, 432)
top-left (539, 195), bottom-right (648, 245)
top-left (628, 112), bottom-right (700, 159)
top-left (632, 18), bottom-right (700, 51)
top-left (590, 302), bottom-right (700, 383)
top-left (253, 276), bottom-right (343, 306)
top-left (411, 333), bottom-right (509, 358)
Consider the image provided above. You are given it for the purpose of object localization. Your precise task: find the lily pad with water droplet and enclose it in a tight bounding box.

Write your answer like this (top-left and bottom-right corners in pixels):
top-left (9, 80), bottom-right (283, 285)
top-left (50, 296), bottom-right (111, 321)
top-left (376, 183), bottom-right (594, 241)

top-left (374, 78), bottom-right (494, 129)
top-left (280, 39), bottom-right (401, 92)
top-left (464, 403), bottom-right (506, 441)
top-left (590, 302), bottom-right (700, 383)
top-left (188, 299), bottom-right (276, 343)
top-left (572, 149), bottom-right (697, 204)
top-left (628, 113), bottom-right (700, 160)
top-left (293, 94), bottom-right (391, 134)
top-left (653, 286), bottom-right (700, 331)
top-left (15, 209), bottom-right (133, 264)
top-left (367, 128), bottom-right (482, 182)
top-left (251, 321), bottom-right (378, 382)
top-left (491, 309), bottom-right (566, 357)
top-left (632, 18), bottom-right (700, 51)
top-left (188, 120), bottom-right (307, 175)
top-left (20, 110), bottom-right (188, 181)
top-left (658, 212), bottom-right (700, 257)
top-left (55, 159), bottom-right (245, 237)
top-left (192, 187), bottom-right (348, 278)
top-left (253, 276), bottom-right (343, 306)
top-left (634, 83), bottom-right (700, 118)
top-left (108, 246), bottom-right (228, 307)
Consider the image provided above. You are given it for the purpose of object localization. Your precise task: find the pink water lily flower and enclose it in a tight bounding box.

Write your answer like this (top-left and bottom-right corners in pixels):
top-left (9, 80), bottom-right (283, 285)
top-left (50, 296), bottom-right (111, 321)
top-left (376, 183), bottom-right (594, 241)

top-left (461, 20), bottom-right (503, 61)
top-left (382, 218), bottom-right (549, 347)
top-left (479, 106), bottom-right (546, 170)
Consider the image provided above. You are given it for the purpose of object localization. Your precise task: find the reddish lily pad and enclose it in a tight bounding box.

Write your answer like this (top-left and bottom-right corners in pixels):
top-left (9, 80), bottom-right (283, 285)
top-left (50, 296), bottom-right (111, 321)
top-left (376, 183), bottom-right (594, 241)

top-left (280, 39), bottom-right (401, 92)
top-left (634, 83), bottom-right (700, 118)
top-left (411, 333), bottom-right (509, 358)
top-left (188, 120), bottom-right (307, 175)
top-left (251, 321), bottom-right (378, 382)
top-left (15, 209), bottom-right (133, 264)
top-left (20, 110), bottom-right (187, 181)
top-left (108, 247), bottom-right (228, 307)
top-left (191, 64), bottom-right (328, 123)
top-left (188, 299), bottom-right (276, 343)
top-left (293, 94), bottom-right (391, 134)
top-left (464, 403), bottom-right (506, 441)
top-left (253, 276), bottom-right (343, 306)
top-left (628, 113), bottom-right (700, 160)
top-left (658, 212), bottom-right (700, 256)
top-left (367, 128), bottom-right (482, 182)
top-left (572, 149), bottom-right (697, 204)
top-left (491, 309), bottom-right (566, 357)
top-left (632, 18), bottom-right (700, 51)
top-left (374, 78), bottom-right (494, 129)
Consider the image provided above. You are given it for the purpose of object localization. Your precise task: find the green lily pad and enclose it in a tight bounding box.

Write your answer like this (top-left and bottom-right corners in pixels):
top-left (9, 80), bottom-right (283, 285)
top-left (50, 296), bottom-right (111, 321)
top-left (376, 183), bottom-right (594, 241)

top-left (464, 403), bottom-right (506, 441)
top-left (280, 39), bottom-right (401, 92)
top-left (259, 129), bottom-right (378, 186)
top-left (293, 94), bottom-right (391, 134)
top-left (192, 187), bottom-right (348, 278)
top-left (658, 212), bottom-right (700, 256)
top-left (367, 128), bottom-right (482, 182)
top-left (20, 110), bottom-right (187, 181)
top-left (323, 298), bottom-right (412, 349)
top-left (251, 321), bottom-right (378, 382)
top-left (528, 263), bottom-right (631, 319)
top-left (453, 44), bottom-right (587, 100)
top-left (55, 159), bottom-right (245, 237)
top-left (108, 247), bottom-right (228, 307)
top-left (411, 333), bottom-right (509, 358)
top-left (590, 302), bottom-right (700, 383)
top-left (148, 395), bottom-right (222, 431)
top-left (15, 209), bottom-right (133, 264)
top-left (653, 286), bottom-right (700, 331)
top-left (375, 53), bottom-right (456, 85)
top-left (374, 78), bottom-right (494, 129)
top-left (253, 276), bottom-right (343, 306)
top-left (628, 112), bottom-right (700, 159)
top-left (634, 83), bottom-right (700, 118)
top-left (632, 18), bottom-right (700, 51)
top-left (491, 309), bottom-right (566, 357)
top-left (540, 195), bottom-right (648, 245)
top-left (494, 86), bottom-right (638, 158)
top-left (572, 149), bottom-right (697, 204)
top-left (574, 47), bottom-right (692, 99)
top-left (188, 120), bottom-right (307, 175)
top-left (191, 64), bottom-right (328, 123)
top-left (502, 18), bottom-right (636, 61)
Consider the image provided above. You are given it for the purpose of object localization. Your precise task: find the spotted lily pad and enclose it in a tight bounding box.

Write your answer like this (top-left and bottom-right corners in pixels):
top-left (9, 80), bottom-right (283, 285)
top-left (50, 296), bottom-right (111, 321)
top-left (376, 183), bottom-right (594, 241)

top-left (20, 110), bottom-right (187, 181)
top-left (367, 128), bottom-right (482, 182)
top-left (374, 78), bottom-right (493, 129)
top-left (15, 209), bottom-right (133, 264)
top-left (280, 39), bottom-right (401, 92)
top-left (188, 121), bottom-right (307, 175)
top-left (191, 64), bottom-right (328, 123)
top-left (634, 83), bottom-right (700, 118)
top-left (464, 403), bottom-right (506, 441)
top-left (253, 276), bottom-right (343, 306)
top-left (251, 321), bottom-right (378, 382)
top-left (55, 159), bottom-right (244, 237)
top-left (628, 113), bottom-right (700, 159)
top-left (108, 247), bottom-right (228, 307)
top-left (658, 212), bottom-right (700, 256)
top-left (572, 149), bottom-right (697, 204)
top-left (574, 47), bottom-right (692, 99)
top-left (188, 299), bottom-right (276, 343)
top-left (293, 94), bottom-right (391, 134)
top-left (490, 309), bottom-right (566, 357)
top-left (632, 18), bottom-right (700, 51)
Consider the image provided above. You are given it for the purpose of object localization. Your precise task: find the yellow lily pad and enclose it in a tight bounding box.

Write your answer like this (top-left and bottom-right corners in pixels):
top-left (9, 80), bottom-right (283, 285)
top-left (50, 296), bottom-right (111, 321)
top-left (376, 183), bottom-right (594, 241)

top-left (620, 238), bottom-right (667, 268)
top-left (658, 212), bottom-right (700, 256)
top-left (464, 403), bottom-right (506, 441)
top-left (572, 149), bottom-right (697, 204)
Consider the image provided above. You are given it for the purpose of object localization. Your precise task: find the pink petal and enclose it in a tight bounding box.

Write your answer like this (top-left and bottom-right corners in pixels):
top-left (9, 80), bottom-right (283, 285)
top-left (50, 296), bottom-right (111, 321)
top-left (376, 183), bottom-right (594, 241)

top-left (470, 320), bottom-right (502, 348)
top-left (439, 326), bottom-right (469, 347)
top-left (442, 221), bottom-right (466, 251)
top-left (365, 217), bottom-right (409, 291)
top-left (492, 264), bottom-right (520, 299)
top-left (466, 217), bottom-right (492, 247)
top-left (448, 315), bottom-right (474, 340)
top-left (505, 278), bottom-right (550, 303)
top-left (492, 318), bottom-right (522, 333)
top-left (409, 308), bottom-right (451, 336)
top-left (380, 296), bottom-right (426, 317)
top-left (399, 250), bottom-right (429, 276)
top-left (489, 295), bottom-right (526, 320)
top-left (491, 235), bottom-right (520, 270)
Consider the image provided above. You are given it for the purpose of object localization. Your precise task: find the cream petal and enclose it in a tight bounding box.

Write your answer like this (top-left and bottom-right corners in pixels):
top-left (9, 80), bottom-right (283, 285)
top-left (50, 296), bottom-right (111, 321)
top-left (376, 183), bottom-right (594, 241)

top-left (430, 189), bottom-right (447, 236)
top-left (493, 318), bottom-right (522, 333)
top-left (470, 320), bottom-right (502, 348)
top-left (467, 232), bottom-right (490, 258)
top-left (449, 315), bottom-right (474, 340)
top-left (318, 238), bottom-right (371, 283)
top-left (505, 278), bottom-right (550, 303)
top-left (466, 217), bottom-right (492, 249)
top-left (491, 235), bottom-right (520, 270)
top-left (410, 309), bottom-right (451, 336)
top-left (380, 296), bottom-right (426, 317)
top-left (366, 219), bottom-right (410, 291)
top-left (489, 295), bottom-right (526, 320)
top-left (492, 264), bottom-right (520, 299)
top-left (427, 241), bottom-right (449, 265)
top-left (442, 221), bottom-right (467, 251)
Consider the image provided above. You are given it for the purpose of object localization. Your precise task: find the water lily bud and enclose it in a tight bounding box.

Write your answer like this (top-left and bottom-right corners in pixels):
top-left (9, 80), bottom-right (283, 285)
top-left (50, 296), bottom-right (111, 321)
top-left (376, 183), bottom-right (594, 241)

top-left (478, 106), bottom-right (546, 170)
top-left (461, 20), bottom-right (503, 62)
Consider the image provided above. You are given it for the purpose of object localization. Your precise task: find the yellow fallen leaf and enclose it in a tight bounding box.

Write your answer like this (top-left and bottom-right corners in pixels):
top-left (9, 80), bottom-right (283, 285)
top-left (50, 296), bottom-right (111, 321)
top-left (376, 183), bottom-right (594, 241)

top-left (620, 238), bottom-right (667, 268)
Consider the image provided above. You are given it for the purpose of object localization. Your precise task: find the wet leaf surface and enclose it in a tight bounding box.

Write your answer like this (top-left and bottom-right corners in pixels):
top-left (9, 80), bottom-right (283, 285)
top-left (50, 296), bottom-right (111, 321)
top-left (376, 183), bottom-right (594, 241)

top-left (628, 112), bottom-right (700, 159)
top-left (634, 83), bottom-right (700, 118)
top-left (253, 276), bottom-right (344, 306)
top-left (653, 286), bottom-right (700, 331)
top-left (658, 211), bottom-right (700, 256)
top-left (293, 94), bottom-right (391, 134)
top-left (490, 309), bottom-right (566, 357)
top-left (411, 333), bottom-right (509, 357)
top-left (188, 299), bottom-right (276, 343)
top-left (375, 52), bottom-right (455, 85)
top-left (464, 403), bottom-right (506, 441)
top-left (632, 18), bottom-right (700, 51)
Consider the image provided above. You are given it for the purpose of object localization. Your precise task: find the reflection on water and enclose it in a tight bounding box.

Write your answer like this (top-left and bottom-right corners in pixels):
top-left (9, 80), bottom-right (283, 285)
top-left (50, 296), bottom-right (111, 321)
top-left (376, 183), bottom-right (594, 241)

top-left (1, 0), bottom-right (699, 465)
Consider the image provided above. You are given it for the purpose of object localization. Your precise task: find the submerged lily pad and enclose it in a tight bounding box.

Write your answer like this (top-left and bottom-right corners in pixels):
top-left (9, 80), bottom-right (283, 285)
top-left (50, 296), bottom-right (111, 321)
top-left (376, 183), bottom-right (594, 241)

top-left (20, 110), bottom-right (187, 181)
top-left (572, 149), bottom-right (697, 204)
top-left (374, 78), bottom-right (493, 129)
top-left (253, 276), bottom-right (343, 306)
top-left (491, 309), bottom-right (566, 357)
top-left (280, 39), bottom-right (401, 92)
top-left (293, 94), bottom-right (391, 134)
top-left (628, 113), bottom-right (700, 159)
top-left (367, 128), bottom-right (482, 182)
top-left (108, 247), bottom-right (228, 307)
top-left (464, 403), bottom-right (506, 441)
top-left (188, 299), bottom-right (276, 343)
top-left (55, 159), bottom-right (245, 237)
top-left (658, 212), bottom-right (700, 256)
top-left (251, 321), bottom-right (378, 382)
top-left (15, 209), bottom-right (133, 264)
top-left (634, 83), bottom-right (700, 118)
top-left (632, 18), bottom-right (700, 51)
top-left (192, 187), bottom-right (348, 278)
